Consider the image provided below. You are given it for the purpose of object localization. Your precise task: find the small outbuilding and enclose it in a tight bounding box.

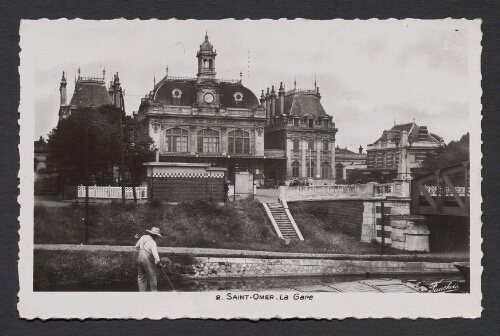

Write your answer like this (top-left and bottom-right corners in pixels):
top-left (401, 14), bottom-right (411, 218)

top-left (144, 162), bottom-right (227, 203)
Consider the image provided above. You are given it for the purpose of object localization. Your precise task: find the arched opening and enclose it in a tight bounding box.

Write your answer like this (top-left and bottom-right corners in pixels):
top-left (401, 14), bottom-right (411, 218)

top-left (321, 162), bottom-right (331, 180)
top-left (164, 128), bottom-right (188, 152)
top-left (228, 130), bottom-right (250, 154)
top-left (197, 129), bottom-right (220, 153)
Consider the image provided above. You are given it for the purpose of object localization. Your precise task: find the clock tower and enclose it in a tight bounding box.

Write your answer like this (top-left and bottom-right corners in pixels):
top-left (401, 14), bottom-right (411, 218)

top-left (196, 32), bottom-right (220, 107)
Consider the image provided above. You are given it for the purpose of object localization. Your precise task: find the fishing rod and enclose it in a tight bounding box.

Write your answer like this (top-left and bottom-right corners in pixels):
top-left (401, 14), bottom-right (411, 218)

top-left (158, 262), bottom-right (176, 291)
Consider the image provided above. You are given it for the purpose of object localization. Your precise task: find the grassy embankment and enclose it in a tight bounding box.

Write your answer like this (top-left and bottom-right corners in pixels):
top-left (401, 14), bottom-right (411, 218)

top-left (34, 199), bottom-right (468, 289)
top-left (35, 198), bottom-right (397, 254)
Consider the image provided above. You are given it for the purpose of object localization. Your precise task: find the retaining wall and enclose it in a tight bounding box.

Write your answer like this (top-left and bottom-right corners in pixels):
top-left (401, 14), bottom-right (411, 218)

top-left (186, 256), bottom-right (459, 279)
top-left (288, 200), bottom-right (364, 237)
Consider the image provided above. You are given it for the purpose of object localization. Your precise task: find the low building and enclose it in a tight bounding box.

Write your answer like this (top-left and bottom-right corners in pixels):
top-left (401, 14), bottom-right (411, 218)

top-left (334, 146), bottom-right (367, 181)
top-left (365, 122), bottom-right (443, 182)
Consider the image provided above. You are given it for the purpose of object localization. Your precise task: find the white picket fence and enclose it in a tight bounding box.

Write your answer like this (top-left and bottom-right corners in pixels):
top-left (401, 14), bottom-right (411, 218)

top-left (77, 185), bottom-right (148, 200)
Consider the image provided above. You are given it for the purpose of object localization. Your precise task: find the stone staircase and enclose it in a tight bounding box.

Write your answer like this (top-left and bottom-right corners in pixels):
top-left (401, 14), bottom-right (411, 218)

top-left (265, 202), bottom-right (303, 240)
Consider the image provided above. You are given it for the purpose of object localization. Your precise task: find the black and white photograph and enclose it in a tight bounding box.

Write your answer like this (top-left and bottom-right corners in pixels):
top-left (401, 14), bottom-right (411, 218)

top-left (18, 19), bottom-right (482, 319)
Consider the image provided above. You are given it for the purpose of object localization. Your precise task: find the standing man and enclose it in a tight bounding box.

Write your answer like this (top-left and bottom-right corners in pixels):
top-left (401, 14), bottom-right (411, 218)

top-left (135, 227), bottom-right (162, 292)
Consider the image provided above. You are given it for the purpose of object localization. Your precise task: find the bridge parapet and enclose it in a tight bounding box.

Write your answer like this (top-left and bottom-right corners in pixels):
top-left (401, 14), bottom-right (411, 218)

top-left (279, 182), bottom-right (396, 202)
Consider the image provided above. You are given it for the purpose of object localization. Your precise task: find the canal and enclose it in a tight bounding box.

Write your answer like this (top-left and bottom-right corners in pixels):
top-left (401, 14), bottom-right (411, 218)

top-left (38, 273), bottom-right (464, 292)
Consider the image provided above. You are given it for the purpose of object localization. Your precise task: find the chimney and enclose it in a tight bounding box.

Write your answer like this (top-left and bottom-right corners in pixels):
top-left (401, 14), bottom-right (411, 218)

top-left (270, 85), bottom-right (277, 120)
top-left (278, 82), bottom-right (285, 116)
top-left (59, 71), bottom-right (67, 106)
top-left (265, 88), bottom-right (271, 123)
top-left (358, 145), bottom-right (363, 154)
top-left (316, 86), bottom-right (321, 100)
top-left (260, 90), bottom-right (266, 106)
top-left (418, 126), bottom-right (428, 142)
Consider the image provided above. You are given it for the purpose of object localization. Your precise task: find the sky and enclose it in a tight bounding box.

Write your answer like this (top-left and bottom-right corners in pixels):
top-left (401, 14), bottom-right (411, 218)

top-left (25, 19), bottom-right (479, 150)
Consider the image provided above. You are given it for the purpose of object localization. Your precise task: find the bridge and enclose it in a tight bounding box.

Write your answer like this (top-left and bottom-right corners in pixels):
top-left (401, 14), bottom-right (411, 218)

top-left (411, 161), bottom-right (470, 216)
top-left (265, 161), bottom-right (470, 251)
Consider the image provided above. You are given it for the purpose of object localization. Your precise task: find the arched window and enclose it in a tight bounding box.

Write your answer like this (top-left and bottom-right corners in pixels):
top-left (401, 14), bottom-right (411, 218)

top-left (291, 161), bottom-right (300, 178)
top-left (208, 59), bottom-right (213, 69)
top-left (164, 128), bottom-right (188, 152)
top-left (306, 161), bottom-right (315, 178)
top-left (197, 129), bottom-right (219, 153)
top-left (228, 130), bottom-right (250, 154)
top-left (321, 162), bottom-right (330, 179)
top-left (292, 139), bottom-right (300, 151)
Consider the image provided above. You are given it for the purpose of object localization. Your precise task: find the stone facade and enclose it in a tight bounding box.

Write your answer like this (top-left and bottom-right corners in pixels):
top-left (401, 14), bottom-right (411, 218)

top-left (361, 198), bottom-right (430, 252)
top-left (262, 84), bottom-right (338, 182)
top-left (364, 122), bottom-right (443, 182)
top-left (135, 34), bottom-right (272, 179)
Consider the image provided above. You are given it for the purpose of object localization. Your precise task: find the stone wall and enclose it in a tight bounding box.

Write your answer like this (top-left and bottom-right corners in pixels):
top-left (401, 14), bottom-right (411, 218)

top-left (361, 198), bottom-right (430, 252)
top-left (185, 256), bottom-right (458, 279)
top-left (288, 200), bottom-right (363, 238)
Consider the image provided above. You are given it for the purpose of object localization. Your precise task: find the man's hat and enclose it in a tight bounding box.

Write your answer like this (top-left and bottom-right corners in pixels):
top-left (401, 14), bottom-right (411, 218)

top-left (146, 227), bottom-right (162, 237)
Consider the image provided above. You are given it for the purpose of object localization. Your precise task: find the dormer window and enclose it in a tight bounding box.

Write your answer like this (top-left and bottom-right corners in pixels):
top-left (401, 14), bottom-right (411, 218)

top-left (293, 117), bottom-right (299, 127)
top-left (308, 119), bottom-right (314, 128)
top-left (323, 119), bottom-right (329, 128)
top-left (172, 88), bottom-right (182, 98)
top-left (234, 92), bottom-right (243, 102)
top-left (172, 88), bottom-right (182, 105)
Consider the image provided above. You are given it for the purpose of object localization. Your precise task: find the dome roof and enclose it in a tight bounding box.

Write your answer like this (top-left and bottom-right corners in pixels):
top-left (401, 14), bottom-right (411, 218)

top-left (200, 33), bottom-right (213, 52)
top-left (141, 78), bottom-right (259, 110)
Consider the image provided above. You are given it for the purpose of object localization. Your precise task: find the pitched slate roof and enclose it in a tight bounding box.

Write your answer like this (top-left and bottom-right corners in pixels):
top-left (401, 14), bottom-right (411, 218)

top-left (69, 79), bottom-right (113, 108)
top-left (284, 92), bottom-right (327, 118)
top-left (371, 122), bottom-right (442, 145)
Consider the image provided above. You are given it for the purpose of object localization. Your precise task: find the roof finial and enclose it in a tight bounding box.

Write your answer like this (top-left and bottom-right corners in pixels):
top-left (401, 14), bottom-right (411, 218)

top-left (239, 70), bottom-right (242, 83)
top-left (394, 119), bottom-right (397, 125)
top-left (294, 77), bottom-right (297, 90)
top-left (154, 69), bottom-right (156, 87)
top-left (78, 66), bottom-right (81, 77)
top-left (413, 117), bottom-right (415, 123)
top-left (103, 66), bottom-right (106, 80)
top-left (166, 64), bottom-right (169, 78)
top-left (314, 74), bottom-right (317, 90)
top-left (205, 30), bottom-right (209, 41)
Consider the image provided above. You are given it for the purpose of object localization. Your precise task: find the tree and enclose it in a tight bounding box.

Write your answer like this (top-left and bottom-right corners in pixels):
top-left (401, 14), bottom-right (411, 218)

top-left (47, 105), bottom-right (154, 186)
top-left (418, 133), bottom-right (469, 174)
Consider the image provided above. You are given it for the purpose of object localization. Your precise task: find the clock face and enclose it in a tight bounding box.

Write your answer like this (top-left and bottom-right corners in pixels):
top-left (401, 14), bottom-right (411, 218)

top-left (204, 92), bottom-right (214, 104)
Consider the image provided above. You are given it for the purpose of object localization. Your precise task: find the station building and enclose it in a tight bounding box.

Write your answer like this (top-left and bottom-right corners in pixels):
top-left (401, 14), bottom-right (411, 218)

top-left (262, 83), bottom-right (338, 182)
top-left (134, 34), bottom-right (282, 179)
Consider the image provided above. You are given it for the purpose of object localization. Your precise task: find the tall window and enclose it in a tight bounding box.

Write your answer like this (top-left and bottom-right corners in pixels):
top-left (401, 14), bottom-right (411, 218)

top-left (308, 119), bottom-right (314, 128)
top-left (292, 161), bottom-right (300, 178)
top-left (306, 161), bottom-right (315, 178)
top-left (323, 119), bottom-right (329, 127)
top-left (321, 162), bottom-right (330, 179)
top-left (197, 129), bottom-right (219, 153)
top-left (293, 139), bottom-right (300, 151)
top-left (293, 118), bottom-right (299, 127)
top-left (164, 128), bottom-right (188, 152)
top-left (322, 140), bottom-right (329, 152)
top-left (308, 139), bottom-right (315, 151)
top-left (228, 130), bottom-right (250, 154)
